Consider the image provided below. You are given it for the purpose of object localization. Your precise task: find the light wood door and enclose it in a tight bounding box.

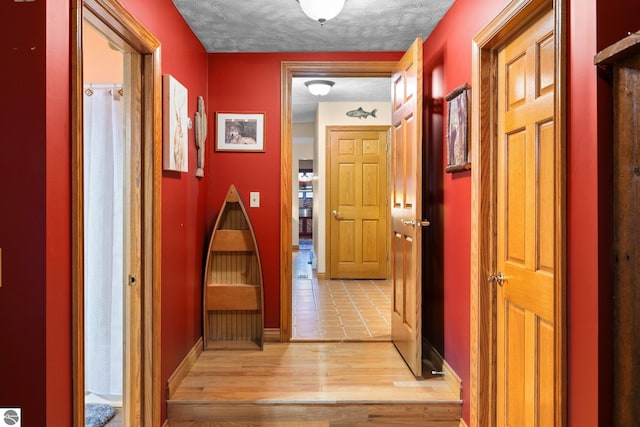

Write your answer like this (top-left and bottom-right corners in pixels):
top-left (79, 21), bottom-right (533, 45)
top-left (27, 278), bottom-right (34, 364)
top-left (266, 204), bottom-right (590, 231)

top-left (391, 38), bottom-right (424, 377)
top-left (328, 127), bottom-right (388, 279)
top-left (496, 9), bottom-right (556, 426)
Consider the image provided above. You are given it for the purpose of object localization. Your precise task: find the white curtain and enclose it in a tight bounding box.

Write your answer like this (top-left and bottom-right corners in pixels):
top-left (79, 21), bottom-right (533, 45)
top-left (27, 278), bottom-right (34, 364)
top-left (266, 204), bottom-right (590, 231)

top-left (84, 87), bottom-right (124, 396)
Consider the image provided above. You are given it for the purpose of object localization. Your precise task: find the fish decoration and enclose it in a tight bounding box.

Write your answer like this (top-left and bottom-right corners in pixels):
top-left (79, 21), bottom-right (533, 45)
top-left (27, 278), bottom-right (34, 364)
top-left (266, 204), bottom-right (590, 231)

top-left (346, 107), bottom-right (377, 119)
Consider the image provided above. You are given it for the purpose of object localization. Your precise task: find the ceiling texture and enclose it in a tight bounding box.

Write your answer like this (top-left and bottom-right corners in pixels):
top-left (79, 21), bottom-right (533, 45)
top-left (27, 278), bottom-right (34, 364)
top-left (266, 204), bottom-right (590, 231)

top-left (172, 0), bottom-right (455, 124)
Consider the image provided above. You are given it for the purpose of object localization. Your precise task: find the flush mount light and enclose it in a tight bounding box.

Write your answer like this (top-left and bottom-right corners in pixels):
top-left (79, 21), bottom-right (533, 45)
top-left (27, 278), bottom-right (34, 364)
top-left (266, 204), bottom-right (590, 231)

top-left (304, 80), bottom-right (335, 96)
top-left (298, 0), bottom-right (346, 25)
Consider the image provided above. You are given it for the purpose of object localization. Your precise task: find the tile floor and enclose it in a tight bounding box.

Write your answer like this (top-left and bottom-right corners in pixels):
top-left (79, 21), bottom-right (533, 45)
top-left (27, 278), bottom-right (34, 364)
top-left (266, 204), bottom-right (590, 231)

top-left (292, 239), bottom-right (392, 341)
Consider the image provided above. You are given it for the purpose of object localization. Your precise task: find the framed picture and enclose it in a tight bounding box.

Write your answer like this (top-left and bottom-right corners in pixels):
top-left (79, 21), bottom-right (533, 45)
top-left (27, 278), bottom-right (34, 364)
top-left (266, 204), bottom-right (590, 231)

top-left (162, 74), bottom-right (189, 172)
top-left (445, 83), bottom-right (471, 173)
top-left (216, 112), bottom-right (265, 152)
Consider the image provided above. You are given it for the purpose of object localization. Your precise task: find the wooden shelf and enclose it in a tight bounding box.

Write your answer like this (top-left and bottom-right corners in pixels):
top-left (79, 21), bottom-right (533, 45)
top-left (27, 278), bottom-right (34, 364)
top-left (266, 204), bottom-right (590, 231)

top-left (206, 283), bottom-right (260, 311)
top-left (211, 230), bottom-right (254, 252)
top-left (203, 185), bottom-right (264, 350)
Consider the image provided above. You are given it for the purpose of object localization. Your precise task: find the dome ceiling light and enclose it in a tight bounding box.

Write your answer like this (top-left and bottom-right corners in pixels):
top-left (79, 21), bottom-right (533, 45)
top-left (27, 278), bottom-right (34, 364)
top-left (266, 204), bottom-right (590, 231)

top-left (304, 80), bottom-right (335, 96)
top-left (298, 0), bottom-right (346, 26)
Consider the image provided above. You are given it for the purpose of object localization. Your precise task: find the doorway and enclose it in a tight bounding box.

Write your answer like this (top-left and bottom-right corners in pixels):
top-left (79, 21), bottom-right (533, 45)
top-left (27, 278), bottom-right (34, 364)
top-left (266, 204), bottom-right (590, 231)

top-left (72, 0), bottom-right (162, 425)
top-left (281, 51), bottom-right (428, 379)
top-left (82, 21), bottom-right (126, 424)
top-left (289, 74), bottom-right (394, 342)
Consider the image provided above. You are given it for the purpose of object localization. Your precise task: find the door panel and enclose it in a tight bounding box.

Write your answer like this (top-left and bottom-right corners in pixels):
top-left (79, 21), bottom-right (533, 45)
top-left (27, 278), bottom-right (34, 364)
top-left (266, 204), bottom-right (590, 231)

top-left (497, 9), bottom-right (556, 426)
top-left (329, 128), bottom-right (388, 279)
top-left (390, 38), bottom-right (423, 377)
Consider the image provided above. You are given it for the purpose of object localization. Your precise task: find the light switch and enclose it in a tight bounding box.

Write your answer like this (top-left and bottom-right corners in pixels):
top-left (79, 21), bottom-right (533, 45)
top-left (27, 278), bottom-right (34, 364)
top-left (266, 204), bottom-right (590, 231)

top-left (249, 192), bottom-right (260, 208)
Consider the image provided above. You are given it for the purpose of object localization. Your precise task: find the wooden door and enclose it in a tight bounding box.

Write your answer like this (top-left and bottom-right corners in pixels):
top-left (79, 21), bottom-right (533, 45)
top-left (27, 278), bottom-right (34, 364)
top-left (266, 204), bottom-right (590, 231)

top-left (496, 9), bottom-right (556, 426)
top-left (328, 127), bottom-right (388, 279)
top-left (391, 38), bottom-right (424, 377)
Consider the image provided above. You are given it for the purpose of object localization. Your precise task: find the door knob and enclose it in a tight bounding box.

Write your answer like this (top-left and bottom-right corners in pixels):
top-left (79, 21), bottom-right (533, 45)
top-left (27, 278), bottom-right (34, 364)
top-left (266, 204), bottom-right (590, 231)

top-left (332, 210), bottom-right (342, 217)
top-left (487, 271), bottom-right (506, 286)
top-left (401, 218), bottom-right (430, 228)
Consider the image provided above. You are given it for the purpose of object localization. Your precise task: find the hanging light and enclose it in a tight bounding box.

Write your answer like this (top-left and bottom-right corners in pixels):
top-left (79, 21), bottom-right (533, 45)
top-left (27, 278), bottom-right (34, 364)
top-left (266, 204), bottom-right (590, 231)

top-left (304, 80), bottom-right (335, 96)
top-left (298, 0), bottom-right (346, 25)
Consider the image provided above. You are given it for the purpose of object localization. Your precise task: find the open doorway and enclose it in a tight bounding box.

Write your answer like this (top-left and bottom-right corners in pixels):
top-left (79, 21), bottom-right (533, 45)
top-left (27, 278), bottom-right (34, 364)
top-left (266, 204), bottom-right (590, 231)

top-left (82, 22), bottom-right (126, 424)
top-left (289, 75), bottom-right (393, 341)
top-left (72, 0), bottom-right (162, 425)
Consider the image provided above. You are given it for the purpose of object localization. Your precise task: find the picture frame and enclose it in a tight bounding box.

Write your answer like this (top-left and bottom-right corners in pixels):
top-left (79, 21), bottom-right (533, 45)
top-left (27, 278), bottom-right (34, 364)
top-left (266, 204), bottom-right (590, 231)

top-left (162, 74), bottom-right (189, 172)
top-left (216, 112), bottom-right (265, 152)
top-left (445, 83), bottom-right (471, 173)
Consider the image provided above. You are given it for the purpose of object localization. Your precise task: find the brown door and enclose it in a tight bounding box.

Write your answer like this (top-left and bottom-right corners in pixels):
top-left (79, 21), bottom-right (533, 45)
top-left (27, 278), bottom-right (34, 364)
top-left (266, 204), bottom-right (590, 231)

top-left (390, 38), bottom-right (424, 377)
top-left (496, 8), bottom-right (556, 426)
top-left (328, 127), bottom-right (388, 279)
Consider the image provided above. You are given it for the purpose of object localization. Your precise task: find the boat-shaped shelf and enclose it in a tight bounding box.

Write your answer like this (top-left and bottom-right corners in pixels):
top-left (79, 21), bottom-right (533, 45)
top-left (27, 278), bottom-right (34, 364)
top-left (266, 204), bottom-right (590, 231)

top-left (203, 185), bottom-right (264, 350)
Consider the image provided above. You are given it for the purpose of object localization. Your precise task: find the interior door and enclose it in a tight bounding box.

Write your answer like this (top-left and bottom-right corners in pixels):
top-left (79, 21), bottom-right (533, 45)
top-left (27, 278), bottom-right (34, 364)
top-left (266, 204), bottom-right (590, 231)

top-left (390, 38), bottom-right (424, 377)
top-left (328, 127), bottom-right (388, 279)
top-left (496, 8), bottom-right (556, 426)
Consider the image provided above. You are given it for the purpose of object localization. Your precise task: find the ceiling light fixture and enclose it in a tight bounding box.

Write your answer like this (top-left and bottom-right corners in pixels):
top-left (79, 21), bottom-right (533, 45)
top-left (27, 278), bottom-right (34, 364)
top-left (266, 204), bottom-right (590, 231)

top-left (304, 80), bottom-right (335, 96)
top-left (298, 0), bottom-right (345, 26)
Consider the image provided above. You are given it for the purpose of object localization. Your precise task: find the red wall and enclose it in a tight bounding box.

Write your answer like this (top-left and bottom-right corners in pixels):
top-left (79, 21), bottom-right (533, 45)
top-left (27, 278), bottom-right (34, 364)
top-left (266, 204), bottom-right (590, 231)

top-left (207, 51), bottom-right (402, 328)
top-left (421, 0), bottom-right (509, 422)
top-left (0, 1), bottom-right (49, 425)
top-left (1, 0), bottom-right (209, 425)
top-left (119, 0), bottom-right (210, 422)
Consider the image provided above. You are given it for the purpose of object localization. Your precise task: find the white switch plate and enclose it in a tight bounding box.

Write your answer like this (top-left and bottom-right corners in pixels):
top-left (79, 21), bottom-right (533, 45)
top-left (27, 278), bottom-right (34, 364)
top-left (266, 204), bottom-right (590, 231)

top-left (249, 192), bottom-right (260, 208)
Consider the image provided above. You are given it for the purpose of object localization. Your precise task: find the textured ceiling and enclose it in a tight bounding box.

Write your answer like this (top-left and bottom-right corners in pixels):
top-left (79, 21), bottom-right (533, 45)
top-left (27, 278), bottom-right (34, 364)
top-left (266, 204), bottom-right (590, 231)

top-left (172, 0), bottom-right (455, 53)
top-left (172, 0), bottom-right (455, 126)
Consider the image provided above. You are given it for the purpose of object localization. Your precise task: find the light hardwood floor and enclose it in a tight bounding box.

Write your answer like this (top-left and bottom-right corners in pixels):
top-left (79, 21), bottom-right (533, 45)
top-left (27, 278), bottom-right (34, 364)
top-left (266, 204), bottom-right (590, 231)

top-left (167, 239), bottom-right (462, 426)
top-left (167, 342), bottom-right (462, 426)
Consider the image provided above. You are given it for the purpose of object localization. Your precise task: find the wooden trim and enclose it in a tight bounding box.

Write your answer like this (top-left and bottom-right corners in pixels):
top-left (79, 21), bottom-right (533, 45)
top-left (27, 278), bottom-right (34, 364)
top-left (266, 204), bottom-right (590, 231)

top-left (264, 328), bottom-right (282, 343)
top-left (70, 2), bottom-right (84, 425)
top-left (469, 1), bottom-right (566, 426)
top-left (167, 337), bottom-right (203, 399)
top-left (460, 418), bottom-right (470, 427)
top-left (72, 1), bottom-right (162, 426)
top-left (280, 61), bottom-right (397, 342)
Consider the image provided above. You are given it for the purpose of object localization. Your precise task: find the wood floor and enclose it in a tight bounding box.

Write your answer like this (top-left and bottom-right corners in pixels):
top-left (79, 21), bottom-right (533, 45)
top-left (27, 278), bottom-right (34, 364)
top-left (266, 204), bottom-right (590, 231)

top-left (167, 238), bottom-right (462, 426)
top-left (167, 342), bottom-right (462, 426)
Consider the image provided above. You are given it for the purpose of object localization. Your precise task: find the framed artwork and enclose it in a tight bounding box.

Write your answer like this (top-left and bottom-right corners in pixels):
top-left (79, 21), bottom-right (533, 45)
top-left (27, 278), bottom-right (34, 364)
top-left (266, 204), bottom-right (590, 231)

top-left (445, 83), bottom-right (471, 173)
top-left (216, 112), bottom-right (265, 152)
top-left (162, 74), bottom-right (189, 172)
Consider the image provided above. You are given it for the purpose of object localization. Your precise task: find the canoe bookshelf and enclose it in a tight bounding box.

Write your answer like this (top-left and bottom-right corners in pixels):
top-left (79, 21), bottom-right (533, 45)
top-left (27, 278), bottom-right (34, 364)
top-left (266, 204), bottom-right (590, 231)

top-left (203, 185), bottom-right (264, 350)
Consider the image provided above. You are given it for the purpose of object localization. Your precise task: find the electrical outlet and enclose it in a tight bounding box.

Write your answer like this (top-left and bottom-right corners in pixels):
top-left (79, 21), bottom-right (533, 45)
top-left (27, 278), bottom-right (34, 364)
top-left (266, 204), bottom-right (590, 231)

top-left (249, 192), bottom-right (260, 208)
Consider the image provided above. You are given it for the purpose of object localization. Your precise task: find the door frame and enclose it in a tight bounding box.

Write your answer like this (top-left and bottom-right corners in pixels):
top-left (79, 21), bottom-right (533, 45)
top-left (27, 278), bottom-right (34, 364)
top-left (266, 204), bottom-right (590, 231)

top-left (280, 61), bottom-right (396, 341)
top-left (325, 125), bottom-right (391, 280)
top-left (469, 0), bottom-right (566, 425)
top-left (71, 0), bottom-right (162, 425)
